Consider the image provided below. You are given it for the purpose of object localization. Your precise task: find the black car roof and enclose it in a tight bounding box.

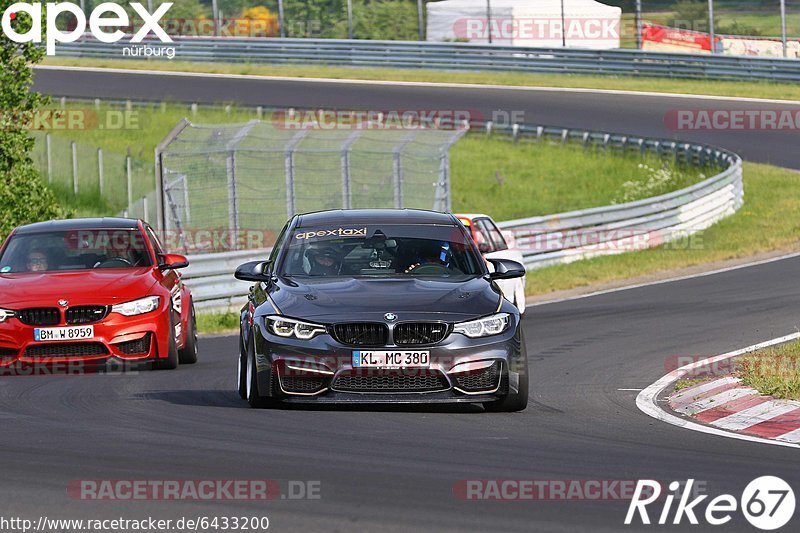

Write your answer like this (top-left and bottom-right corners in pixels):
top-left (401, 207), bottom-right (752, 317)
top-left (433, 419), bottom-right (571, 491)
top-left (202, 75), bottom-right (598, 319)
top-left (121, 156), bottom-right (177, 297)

top-left (296, 209), bottom-right (456, 227)
top-left (13, 218), bottom-right (141, 234)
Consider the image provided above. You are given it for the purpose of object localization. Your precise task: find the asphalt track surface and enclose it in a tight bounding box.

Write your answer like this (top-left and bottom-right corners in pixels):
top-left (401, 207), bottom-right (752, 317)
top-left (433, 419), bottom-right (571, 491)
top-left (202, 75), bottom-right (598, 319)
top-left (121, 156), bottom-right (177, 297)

top-left (1, 68), bottom-right (797, 532)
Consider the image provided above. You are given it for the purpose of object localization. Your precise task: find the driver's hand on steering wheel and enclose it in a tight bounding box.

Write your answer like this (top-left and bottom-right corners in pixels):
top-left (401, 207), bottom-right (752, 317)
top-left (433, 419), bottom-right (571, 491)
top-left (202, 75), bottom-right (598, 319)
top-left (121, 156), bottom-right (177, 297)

top-left (404, 262), bottom-right (422, 273)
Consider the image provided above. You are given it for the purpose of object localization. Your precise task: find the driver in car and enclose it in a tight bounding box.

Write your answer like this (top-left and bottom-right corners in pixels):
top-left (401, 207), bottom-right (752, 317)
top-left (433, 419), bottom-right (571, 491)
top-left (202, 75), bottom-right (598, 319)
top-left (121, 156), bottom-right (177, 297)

top-left (307, 246), bottom-right (343, 276)
top-left (26, 249), bottom-right (49, 272)
top-left (404, 241), bottom-right (450, 274)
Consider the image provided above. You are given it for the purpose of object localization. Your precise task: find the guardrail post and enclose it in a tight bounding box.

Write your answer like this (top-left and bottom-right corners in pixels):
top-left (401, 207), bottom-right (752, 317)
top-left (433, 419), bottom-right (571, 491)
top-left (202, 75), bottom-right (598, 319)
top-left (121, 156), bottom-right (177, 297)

top-left (512, 124), bottom-right (520, 144)
top-left (71, 141), bottom-right (78, 194)
top-left (142, 196), bottom-right (148, 221)
top-left (485, 120), bottom-right (493, 136)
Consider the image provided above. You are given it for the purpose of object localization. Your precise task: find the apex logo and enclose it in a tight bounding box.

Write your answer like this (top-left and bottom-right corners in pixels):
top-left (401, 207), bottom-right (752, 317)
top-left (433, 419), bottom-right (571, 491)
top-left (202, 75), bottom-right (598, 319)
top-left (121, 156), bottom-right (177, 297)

top-left (1, 2), bottom-right (173, 55)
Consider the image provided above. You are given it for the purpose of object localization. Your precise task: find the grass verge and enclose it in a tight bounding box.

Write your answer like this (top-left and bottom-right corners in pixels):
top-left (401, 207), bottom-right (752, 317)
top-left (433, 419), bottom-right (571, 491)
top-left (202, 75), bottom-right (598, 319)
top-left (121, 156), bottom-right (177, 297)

top-left (736, 341), bottom-right (800, 400)
top-left (196, 311), bottom-right (240, 336)
top-left (37, 103), bottom-right (711, 222)
top-left (42, 57), bottom-right (800, 102)
top-left (525, 162), bottom-right (800, 295)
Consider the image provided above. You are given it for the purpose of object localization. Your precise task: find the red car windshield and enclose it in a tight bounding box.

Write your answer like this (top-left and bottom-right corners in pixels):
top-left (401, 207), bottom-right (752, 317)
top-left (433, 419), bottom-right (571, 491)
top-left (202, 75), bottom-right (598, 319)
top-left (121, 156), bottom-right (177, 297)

top-left (0, 229), bottom-right (152, 273)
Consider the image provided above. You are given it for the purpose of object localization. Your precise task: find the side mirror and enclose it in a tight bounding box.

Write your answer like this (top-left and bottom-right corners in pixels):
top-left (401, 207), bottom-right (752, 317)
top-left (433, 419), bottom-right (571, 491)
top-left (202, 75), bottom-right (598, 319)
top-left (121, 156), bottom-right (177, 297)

top-left (487, 258), bottom-right (525, 280)
top-left (158, 253), bottom-right (189, 270)
top-left (234, 260), bottom-right (272, 282)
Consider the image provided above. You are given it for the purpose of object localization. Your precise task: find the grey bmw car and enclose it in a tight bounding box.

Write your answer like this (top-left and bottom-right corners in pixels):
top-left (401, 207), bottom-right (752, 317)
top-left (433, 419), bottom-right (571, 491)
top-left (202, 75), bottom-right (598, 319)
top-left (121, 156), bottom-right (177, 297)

top-left (235, 209), bottom-right (528, 411)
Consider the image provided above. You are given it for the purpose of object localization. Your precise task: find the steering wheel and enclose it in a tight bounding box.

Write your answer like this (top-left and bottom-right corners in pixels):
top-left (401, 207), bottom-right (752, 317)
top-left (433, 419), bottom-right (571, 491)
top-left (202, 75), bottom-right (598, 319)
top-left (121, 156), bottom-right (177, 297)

top-left (95, 257), bottom-right (133, 268)
top-left (406, 263), bottom-right (450, 275)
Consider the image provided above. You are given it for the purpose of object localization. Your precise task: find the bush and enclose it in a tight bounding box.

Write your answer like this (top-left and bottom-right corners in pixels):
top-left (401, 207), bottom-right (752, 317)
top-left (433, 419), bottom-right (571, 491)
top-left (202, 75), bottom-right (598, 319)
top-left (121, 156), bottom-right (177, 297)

top-left (0, 1), bottom-right (69, 239)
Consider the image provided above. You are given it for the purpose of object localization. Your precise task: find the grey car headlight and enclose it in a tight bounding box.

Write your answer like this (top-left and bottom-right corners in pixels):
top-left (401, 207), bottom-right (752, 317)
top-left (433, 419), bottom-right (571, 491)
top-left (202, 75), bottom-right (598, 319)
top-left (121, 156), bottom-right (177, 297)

top-left (453, 313), bottom-right (510, 338)
top-left (0, 308), bottom-right (16, 323)
top-left (266, 316), bottom-right (327, 340)
top-left (111, 296), bottom-right (160, 317)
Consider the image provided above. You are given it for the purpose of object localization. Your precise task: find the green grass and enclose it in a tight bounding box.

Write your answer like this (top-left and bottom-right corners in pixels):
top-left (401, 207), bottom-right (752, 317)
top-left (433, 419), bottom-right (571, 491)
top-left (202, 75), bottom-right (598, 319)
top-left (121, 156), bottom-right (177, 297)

top-left (35, 103), bottom-right (712, 225)
top-left (525, 162), bottom-right (800, 295)
top-left (42, 57), bottom-right (800, 102)
top-left (736, 340), bottom-right (800, 400)
top-left (197, 311), bottom-right (240, 335)
top-left (674, 377), bottom-right (708, 392)
top-left (451, 136), bottom-right (709, 219)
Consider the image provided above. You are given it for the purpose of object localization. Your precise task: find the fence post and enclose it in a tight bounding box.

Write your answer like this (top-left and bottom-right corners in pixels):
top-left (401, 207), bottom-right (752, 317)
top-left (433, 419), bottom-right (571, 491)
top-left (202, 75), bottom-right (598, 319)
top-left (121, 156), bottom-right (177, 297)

top-left (45, 133), bottom-right (52, 183)
top-left (97, 148), bottom-right (104, 195)
top-left (154, 119), bottom-right (191, 232)
top-left (142, 196), bottom-right (148, 222)
top-left (284, 129), bottom-right (310, 219)
top-left (393, 132), bottom-right (418, 209)
top-left (340, 130), bottom-right (362, 210)
top-left (71, 141), bottom-right (78, 194)
top-left (126, 156), bottom-right (133, 213)
top-left (226, 152), bottom-right (240, 251)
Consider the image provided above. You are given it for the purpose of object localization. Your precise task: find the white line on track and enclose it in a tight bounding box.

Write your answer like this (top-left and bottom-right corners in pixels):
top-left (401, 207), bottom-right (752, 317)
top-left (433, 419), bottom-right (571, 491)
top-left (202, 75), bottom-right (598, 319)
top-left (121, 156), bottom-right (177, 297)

top-left (33, 65), bottom-right (800, 106)
top-left (636, 332), bottom-right (800, 449)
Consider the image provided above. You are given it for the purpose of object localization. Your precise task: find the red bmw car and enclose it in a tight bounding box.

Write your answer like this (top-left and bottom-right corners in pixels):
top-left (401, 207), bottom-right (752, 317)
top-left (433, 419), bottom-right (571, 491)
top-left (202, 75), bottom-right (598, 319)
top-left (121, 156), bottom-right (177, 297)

top-left (0, 218), bottom-right (197, 372)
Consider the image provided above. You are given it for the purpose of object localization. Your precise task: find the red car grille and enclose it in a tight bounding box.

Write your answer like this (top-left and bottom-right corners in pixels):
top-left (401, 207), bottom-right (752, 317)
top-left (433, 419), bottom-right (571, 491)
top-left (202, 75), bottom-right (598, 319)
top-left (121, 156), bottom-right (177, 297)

top-left (66, 306), bottom-right (109, 325)
top-left (24, 342), bottom-right (109, 358)
top-left (18, 308), bottom-right (60, 326)
top-left (0, 347), bottom-right (18, 358)
top-left (115, 334), bottom-right (151, 355)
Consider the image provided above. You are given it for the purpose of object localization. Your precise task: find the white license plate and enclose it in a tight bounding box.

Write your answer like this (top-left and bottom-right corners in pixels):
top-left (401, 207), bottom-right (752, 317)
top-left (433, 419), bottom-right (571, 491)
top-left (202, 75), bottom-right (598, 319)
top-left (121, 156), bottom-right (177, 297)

top-left (352, 350), bottom-right (430, 368)
top-left (34, 326), bottom-right (94, 342)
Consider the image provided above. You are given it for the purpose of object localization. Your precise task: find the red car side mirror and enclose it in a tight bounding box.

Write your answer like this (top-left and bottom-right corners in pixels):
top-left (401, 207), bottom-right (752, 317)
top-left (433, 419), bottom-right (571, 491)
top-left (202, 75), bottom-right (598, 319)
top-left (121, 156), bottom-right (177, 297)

top-left (158, 253), bottom-right (189, 270)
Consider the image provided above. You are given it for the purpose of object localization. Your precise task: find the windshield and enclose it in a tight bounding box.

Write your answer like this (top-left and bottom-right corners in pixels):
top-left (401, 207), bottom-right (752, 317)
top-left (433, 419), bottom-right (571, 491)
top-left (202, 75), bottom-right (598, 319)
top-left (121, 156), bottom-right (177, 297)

top-left (280, 224), bottom-right (484, 278)
top-left (0, 229), bottom-right (152, 273)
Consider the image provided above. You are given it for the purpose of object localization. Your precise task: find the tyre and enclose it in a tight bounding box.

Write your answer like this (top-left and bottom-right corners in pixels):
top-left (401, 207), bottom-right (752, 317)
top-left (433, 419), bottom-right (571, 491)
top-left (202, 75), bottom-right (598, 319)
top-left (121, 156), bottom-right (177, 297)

top-left (154, 320), bottom-right (179, 370)
top-left (515, 280), bottom-right (527, 316)
top-left (484, 371), bottom-right (529, 412)
top-left (178, 306), bottom-right (198, 365)
top-left (245, 340), bottom-right (278, 408)
top-left (237, 335), bottom-right (247, 400)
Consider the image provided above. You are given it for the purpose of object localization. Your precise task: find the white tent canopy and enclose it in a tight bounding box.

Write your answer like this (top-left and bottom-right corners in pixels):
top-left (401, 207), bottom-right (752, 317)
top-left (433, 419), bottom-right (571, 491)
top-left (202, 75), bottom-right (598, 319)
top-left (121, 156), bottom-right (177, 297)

top-left (426, 0), bottom-right (622, 49)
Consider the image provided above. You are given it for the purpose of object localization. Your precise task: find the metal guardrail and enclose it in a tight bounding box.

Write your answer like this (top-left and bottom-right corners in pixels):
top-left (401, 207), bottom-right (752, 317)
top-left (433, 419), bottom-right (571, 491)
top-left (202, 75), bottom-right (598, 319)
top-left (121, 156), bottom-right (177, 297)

top-left (58, 36), bottom-right (800, 82)
top-left (180, 120), bottom-right (743, 310)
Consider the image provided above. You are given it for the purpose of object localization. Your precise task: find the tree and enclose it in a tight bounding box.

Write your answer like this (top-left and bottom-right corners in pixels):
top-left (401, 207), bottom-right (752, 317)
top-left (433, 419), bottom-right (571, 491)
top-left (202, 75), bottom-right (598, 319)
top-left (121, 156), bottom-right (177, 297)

top-left (0, 1), bottom-right (69, 237)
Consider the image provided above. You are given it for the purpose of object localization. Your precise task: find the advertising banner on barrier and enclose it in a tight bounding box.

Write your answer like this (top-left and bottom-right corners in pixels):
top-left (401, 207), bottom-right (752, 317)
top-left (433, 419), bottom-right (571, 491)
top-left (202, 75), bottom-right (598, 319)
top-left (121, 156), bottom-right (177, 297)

top-left (641, 24), bottom-right (714, 54)
top-left (721, 36), bottom-right (800, 59)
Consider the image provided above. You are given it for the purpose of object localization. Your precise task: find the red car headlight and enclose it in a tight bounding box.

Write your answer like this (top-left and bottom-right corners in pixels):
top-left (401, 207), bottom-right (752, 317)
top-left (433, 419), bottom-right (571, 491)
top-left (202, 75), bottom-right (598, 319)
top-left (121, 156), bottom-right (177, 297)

top-left (111, 296), bottom-right (161, 317)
